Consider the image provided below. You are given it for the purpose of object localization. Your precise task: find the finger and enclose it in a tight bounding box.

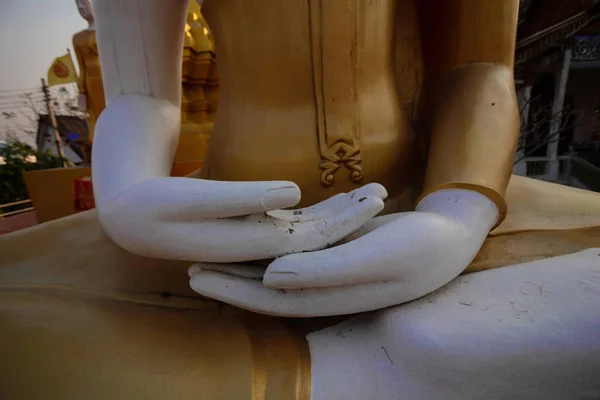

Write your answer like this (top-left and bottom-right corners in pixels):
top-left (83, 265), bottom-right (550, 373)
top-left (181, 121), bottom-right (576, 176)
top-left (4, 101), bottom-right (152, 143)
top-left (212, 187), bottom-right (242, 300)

top-left (263, 217), bottom-right (414, 288)
top-left (337, 212), bottom-right (409, 244)
top-left (125, 178), bottom-right (301, 219)
top-left (189, 263), bottom-right (265, 279)
top-left (189, 266), bottom-right (406, 317)
top-left (306, 195), bottom-right (386, 250)
top-left (265, 193), bottom-right (347, 222)
top-left (205, 195), bottom-right (385, 261)
top-left (264, 213), bottom-right (466, 289)
top-left (266, 183), bottom-right (388, 222)
top-left (143, 195), bottom-right (383, 263)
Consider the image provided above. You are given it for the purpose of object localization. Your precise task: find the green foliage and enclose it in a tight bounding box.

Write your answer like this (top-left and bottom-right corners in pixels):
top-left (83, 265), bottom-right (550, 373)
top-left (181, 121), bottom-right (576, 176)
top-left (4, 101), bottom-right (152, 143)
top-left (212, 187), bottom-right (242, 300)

top-left (0, 140), bottom-right (65, 205)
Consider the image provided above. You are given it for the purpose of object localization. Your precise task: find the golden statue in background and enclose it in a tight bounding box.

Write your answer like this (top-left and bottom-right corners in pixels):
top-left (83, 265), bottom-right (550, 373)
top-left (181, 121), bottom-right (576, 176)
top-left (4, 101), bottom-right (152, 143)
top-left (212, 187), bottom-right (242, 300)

top-left (72, 0), bottom-right (105, 143)
top-left (176, 0), bottom-right (218, 165)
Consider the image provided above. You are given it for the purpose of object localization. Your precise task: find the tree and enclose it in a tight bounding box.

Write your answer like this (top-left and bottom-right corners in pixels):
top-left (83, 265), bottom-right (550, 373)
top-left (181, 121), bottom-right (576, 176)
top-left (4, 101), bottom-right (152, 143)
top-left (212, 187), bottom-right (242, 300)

top-left (1, 84), bottom-right (83, 146)
top-left (514, 96), bottom-right (599, 165)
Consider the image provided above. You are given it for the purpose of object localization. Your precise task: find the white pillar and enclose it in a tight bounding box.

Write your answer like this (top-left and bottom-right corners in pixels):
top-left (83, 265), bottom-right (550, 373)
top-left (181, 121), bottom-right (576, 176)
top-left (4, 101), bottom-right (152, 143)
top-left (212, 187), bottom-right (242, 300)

top-left (513, 85), bottom-right (532, 176)
top-left (546, 48), bottom-right (572, 181)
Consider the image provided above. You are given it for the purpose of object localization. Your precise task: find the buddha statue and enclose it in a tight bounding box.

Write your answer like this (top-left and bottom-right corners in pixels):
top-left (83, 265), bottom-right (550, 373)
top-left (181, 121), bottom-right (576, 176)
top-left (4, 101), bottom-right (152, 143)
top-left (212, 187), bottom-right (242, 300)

top-left (1, 0), bottom-right (599, 398)
top-left (176, 0), bottom-right (218, 164)
top-left (72, 0), bottom-right (105, 143)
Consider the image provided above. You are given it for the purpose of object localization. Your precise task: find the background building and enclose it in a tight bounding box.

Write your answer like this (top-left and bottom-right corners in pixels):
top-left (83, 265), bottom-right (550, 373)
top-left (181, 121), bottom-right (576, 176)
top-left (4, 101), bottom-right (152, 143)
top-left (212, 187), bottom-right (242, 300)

top-left (514, 0), bottom-right (600, 191)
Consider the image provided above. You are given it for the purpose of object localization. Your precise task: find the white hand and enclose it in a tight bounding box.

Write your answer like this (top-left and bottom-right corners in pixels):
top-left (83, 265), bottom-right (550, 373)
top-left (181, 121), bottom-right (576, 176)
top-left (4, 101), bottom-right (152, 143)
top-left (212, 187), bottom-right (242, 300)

top-left (93, 95), bottom-right (386, 263)
top-left (99, 178), bottom-right (386, 263)
top-left (188, 189), bottom-right (499, 316)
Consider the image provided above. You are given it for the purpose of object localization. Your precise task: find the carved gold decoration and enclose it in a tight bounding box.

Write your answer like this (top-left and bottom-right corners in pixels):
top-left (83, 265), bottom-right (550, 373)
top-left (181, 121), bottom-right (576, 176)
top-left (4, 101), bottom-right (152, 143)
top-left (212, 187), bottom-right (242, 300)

top-left (319, 142), bottom-right (363, 186)
top-left (181, 2), bottom-right (218, 126)
top-left (177, 2), bottom-right (219, 163)
top-left (309, 0), bottom-right (363, 187)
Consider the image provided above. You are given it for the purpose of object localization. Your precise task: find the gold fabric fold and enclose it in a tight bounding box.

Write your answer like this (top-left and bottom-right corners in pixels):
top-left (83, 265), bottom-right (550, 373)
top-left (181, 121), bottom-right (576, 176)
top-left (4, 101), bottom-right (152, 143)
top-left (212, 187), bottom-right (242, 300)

top-left (0, 212), bottom-right (310, 400)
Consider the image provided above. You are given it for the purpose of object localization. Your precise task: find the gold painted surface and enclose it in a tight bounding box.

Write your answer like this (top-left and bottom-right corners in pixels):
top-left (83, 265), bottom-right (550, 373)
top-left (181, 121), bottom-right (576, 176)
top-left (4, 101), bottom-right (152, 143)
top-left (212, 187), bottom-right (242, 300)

top-left (416, 0), bottom-right (520, 220)
top-left (468, 225), bottom-right (600, 274)
top-left (393, 0), bottom-right (423, 121)
top-left (72, 28), bottom-right (105, 141)
top-left (466, 175), bottom-right (600, 273)
top-left (199, 0), bottom-right (523, 214)
top-left (419, 64), bottom-right (519, 227)
top-left (171, 161), bottom-right (204, 177)
top-left (179, 1), bottom-right (218, 163)
top-left (24, 167), bottom-right (91, 223)
top-left (174, 123), bottom-right (212, 163)
top-left (310, 0), bottom-right (363, 187)
top-left (494, 175), bottom-right (600, 235)
top-left (0, 211), bottom-right (310, 400)
top-left (201, 0), bottom-right (413, 209)
top-left (181, 2), bottom-right (218, 127)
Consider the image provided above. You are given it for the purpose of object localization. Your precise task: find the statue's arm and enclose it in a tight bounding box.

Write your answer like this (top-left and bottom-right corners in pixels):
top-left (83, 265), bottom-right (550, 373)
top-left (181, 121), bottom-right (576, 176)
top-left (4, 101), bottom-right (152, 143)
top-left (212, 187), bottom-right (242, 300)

top-left (92, 0), bottom-right (187, 202)
top-left (91, 0), bottom-right (383, 262)
top-left (416, 0), bottom-right (520, 227)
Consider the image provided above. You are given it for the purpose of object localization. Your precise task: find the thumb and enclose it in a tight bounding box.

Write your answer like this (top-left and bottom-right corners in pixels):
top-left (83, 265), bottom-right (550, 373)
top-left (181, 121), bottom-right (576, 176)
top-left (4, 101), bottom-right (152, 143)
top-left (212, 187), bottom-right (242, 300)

top-left (127, 178), bottom-right (302, 219)
top-left (199, 179), bottom-right (302, 217)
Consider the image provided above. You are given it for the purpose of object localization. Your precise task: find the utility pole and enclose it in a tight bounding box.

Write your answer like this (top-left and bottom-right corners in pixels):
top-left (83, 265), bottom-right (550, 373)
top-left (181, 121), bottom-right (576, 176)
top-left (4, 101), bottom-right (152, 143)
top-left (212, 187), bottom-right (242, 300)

top-left (41, 77), bottom-right (68, 167)
top-left (67, 48), bottom-right (89, 165)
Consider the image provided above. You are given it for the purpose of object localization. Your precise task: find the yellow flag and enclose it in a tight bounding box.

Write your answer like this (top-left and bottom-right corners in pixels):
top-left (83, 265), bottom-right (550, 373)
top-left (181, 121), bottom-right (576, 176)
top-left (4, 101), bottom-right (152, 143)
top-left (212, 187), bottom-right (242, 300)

top-left (47, 53), bottom-right (78, 87)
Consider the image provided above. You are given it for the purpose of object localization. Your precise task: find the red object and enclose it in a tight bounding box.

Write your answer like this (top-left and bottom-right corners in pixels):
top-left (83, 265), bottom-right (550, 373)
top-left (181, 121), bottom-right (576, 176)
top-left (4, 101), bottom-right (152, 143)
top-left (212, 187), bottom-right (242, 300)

top-left (74, 176), bottom-right (96, 212)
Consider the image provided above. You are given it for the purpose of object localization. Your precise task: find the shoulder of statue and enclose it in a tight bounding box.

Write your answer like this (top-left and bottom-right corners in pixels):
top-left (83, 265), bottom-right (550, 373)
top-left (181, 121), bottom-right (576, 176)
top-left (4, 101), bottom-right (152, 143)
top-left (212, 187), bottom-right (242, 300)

top-left (72, 29), bottom-right (94, 44)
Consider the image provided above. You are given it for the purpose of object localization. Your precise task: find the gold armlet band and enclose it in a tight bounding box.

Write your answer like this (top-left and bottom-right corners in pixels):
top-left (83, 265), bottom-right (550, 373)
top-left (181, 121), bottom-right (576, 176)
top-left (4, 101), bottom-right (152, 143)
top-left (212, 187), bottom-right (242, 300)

top-left (416, 182), bottom-right (507, 230)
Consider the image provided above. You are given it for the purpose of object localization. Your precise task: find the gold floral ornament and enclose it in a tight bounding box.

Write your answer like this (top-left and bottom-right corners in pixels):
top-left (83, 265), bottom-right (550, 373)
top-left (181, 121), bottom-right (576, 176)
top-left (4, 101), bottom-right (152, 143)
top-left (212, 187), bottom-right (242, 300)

top-left (320, 140), bottom-right (363, 187)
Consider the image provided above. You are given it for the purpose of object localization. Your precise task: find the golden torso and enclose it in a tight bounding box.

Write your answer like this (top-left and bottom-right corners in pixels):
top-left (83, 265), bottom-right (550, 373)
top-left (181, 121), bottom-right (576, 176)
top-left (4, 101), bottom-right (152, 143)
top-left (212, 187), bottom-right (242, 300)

top-left (200, 0), bottom-right (423, 208)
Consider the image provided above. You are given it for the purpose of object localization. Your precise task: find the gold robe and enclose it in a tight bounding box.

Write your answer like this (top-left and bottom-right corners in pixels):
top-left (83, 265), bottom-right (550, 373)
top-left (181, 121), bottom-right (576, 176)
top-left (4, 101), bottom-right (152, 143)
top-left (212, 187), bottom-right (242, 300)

top-left (73, 28), bottom-right (106, 142)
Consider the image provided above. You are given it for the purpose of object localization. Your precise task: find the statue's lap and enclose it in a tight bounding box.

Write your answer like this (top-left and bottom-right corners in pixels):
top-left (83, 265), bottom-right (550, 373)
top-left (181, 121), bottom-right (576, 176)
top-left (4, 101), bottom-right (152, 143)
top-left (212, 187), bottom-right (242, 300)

top-left (1, 176), bottom-right (600, 398)
top-left (0, 211), bottom-right (310, 399)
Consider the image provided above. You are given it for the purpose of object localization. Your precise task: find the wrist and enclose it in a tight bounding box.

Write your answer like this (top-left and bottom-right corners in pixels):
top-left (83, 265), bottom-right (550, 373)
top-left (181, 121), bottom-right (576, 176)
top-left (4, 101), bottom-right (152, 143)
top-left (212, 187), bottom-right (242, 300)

top-left (416, 189), bottom-right (498, 235)
top-left (417, 183), bottom-right (507, 229)
top-left (92, 95), bottom-right (180, 205)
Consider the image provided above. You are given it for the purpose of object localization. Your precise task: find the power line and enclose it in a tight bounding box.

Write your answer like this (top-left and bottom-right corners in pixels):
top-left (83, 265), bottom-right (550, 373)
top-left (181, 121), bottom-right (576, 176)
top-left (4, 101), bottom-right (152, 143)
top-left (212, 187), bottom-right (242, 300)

top-left (0, 104), bottom-right (39, 110)
top-left (0, 100), bottom-right (32, 105)
top-left (0, 98), bottom-right (36, 102)
top-left (0, 98), bottom-right (38, 103)
top-left (0, 87), bottom-right (41, 95)
top-left (0, 93), bottom-right (43, 101)
top-left (0, 99), bottom-right (45, 106)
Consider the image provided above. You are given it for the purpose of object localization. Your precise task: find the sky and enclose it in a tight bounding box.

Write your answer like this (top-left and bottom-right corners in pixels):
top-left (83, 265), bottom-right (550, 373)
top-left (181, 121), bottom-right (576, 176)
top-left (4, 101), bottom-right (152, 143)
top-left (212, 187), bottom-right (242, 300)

top-left (0, 0), bottom-right (87, 143)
